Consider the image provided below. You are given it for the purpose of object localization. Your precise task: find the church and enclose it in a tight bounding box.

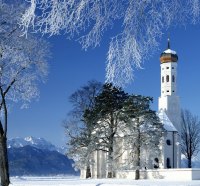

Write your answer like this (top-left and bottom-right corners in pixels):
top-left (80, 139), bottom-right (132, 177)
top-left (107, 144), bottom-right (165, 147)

top-left (80, 39), bottom-right (182, 178)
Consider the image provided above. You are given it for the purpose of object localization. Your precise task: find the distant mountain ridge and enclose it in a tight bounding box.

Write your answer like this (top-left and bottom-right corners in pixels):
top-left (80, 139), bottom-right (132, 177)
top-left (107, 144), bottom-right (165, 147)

top-left (8, 136), bottom-right (66, 154)
top-left (7, 136), bottom-right (79, 176)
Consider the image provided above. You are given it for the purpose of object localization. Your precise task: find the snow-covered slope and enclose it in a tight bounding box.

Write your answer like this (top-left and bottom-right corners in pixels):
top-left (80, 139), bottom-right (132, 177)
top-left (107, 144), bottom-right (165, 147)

top-left (8, 136), bottom-right (66, 154)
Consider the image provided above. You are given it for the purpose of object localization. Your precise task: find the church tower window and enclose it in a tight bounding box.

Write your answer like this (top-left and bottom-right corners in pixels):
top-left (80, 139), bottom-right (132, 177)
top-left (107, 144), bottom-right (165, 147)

top-left (172, 75), bottom-right (175, 82)
top-left (162, 76), bottom-right (164, 83)
top-left (166, 75), bottom-right (169, 82)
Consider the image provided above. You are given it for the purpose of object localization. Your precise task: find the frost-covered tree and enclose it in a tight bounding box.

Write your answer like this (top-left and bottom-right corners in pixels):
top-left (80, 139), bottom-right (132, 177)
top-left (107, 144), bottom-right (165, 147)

top-left (85, 83), bottom-right (128, 178)
top-left (64, 80), bottom-right (102, 178)
top-left (20, 0), bottom-right (200, 86)
top-left (0, 2), bottom-right (49, 186)
top-left (68, 83), bottom-right (163, 178)
top-left (181, 109), bottom-right (200, 168)
top-left (84, 87), bottom-right (163, 179)
top-left (122, 95), bottom-right (163, 179)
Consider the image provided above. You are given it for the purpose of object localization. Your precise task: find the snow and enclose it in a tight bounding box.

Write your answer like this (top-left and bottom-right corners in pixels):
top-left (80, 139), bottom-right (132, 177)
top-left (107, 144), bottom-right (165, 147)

top-left (10, 176), bottom-right (200, 186)
top-left (158, 110), bottom-right (177, 131)
top-left (163, 49), bottom-right (177, 55)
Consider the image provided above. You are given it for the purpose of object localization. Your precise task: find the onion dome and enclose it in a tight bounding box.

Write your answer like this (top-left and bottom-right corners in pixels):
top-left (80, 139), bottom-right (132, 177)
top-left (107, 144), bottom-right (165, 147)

top-left (160, 38), bottom-right (178, 63)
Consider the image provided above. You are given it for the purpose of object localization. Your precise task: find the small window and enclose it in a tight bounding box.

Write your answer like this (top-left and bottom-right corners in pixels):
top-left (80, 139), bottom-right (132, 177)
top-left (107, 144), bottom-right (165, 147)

top-left (167, 90), bottom-right (169, 92)
top-left (166, 67), bottom-right (169, 69)
top-left (173, 90), bottom-right (175, 92)
top-left (172, 67), bottom-right (174, 69)
top-left (162, 76), bottom-right (164, 83)
top-left (166, 75), bottom-right (169, 82)
top-left (172, 75), bottom-right (175, 82)
top-left (166, 139), bottom-right (171, 145)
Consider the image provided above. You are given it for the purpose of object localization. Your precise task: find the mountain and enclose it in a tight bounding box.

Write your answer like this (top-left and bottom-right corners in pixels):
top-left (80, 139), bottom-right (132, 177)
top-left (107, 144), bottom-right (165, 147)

top-left (8, 136), bottom-right (67, 154)
top-left (7, 137), bottom-right (79, 176)
top-left (8, 146), bottom-right (78, 176)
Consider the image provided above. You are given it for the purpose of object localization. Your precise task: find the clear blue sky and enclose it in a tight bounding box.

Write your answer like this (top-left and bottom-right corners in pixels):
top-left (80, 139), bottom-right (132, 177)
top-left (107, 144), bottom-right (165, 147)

top-left (8, 24), bottom-right (200, 147)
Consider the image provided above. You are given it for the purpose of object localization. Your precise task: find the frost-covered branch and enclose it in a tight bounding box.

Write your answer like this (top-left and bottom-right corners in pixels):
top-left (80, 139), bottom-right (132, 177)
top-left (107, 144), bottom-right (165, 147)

top-left (20, 0), bottom-right (200, 86)
top-left (0, 1), bottom-right (49, 128)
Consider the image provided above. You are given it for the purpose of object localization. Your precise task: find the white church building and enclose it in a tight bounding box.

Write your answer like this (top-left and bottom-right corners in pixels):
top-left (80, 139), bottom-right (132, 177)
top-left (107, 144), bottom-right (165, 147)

top-left (158, 39), bottom-right (181, 169)
top-left (80, 39), bottom-right (192, 179)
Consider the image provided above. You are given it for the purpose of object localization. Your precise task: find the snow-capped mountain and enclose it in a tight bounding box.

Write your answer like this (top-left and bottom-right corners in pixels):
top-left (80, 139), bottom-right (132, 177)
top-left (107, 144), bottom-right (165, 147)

top-left (8, 146), bottom-right (78, 176)
top-left (7, 136), bottom-right (79, 176)
top-left (8, 136), bottom-right (67, 154)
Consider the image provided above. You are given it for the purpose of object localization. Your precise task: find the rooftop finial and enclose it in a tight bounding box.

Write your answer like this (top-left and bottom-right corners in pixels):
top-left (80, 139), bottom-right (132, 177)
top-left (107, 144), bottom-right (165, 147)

top-left (167, 37), bottom-right (170, 49)
top-left (167, 32), bottom-right (171, 49)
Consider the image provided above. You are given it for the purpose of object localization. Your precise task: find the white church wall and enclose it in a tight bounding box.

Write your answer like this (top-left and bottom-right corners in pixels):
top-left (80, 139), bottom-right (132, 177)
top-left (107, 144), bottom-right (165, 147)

top-left (163, 131), bottom-right (179, 168)
top-left (116, 169), bottom-right (200, 180)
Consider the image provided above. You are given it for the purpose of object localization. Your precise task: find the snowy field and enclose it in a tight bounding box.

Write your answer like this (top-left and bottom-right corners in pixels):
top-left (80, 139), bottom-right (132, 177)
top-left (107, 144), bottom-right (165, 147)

top-left (10, 176), bottom-right (200, 186)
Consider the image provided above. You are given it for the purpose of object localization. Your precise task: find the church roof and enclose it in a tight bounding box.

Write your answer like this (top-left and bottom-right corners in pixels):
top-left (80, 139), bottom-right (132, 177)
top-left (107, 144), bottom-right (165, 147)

top-left (162, 48), bottom-right (177, 55)
top-left (158, 109), bottom-right (177, 132)
top-left (160, 38), bottom-right (178, 63)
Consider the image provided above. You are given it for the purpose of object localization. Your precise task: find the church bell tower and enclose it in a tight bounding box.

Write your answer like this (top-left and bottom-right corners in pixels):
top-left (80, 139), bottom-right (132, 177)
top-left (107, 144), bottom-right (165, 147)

top-left (158, 38), bottom-right (181, 133)
top-left (158, 38), bottom-right (181, 168)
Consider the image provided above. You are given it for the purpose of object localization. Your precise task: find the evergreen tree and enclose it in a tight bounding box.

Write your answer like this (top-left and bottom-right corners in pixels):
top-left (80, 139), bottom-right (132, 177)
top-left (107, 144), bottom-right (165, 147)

top-left (85, 83), bottom-right (128, 178)
top-left (67, 83), bottom-right (163, 179)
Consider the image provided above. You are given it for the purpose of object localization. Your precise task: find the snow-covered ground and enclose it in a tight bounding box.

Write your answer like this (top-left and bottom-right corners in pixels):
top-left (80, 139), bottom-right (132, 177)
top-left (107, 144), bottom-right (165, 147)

top-left (10, 176), bottom-right (200, 186)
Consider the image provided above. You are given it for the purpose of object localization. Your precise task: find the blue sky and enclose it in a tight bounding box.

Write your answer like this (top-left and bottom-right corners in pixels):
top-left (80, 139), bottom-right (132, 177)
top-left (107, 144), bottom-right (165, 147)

top-left (8, 23), bottom-right (200, 147)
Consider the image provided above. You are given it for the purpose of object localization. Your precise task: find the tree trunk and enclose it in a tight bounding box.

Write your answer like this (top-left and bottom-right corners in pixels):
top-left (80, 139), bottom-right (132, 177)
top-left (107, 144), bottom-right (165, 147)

top-left (107, 148), bottom-right (113, 178)
top-left (107, 115), bottom-right (115, 178)
top-left (0, 136), bottom-right (10, 186)
top-left (107, 133), bottom-right (114, 178)
top-left (188, 157), bottom-right (192, 168)
top-left (135, 119), bottom-right (140, 180)
top-left (135, 169), bottom-right (140, 180)
top-left (135, 144), bottom-right (140, 180)
top-left (86, 164), bottom-right (91, 178)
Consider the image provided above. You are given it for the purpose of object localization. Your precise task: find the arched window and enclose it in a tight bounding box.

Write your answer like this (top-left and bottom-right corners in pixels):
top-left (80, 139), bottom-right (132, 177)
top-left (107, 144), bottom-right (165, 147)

top-left (166, 75), bottom-right (169, 82)
top-left (166, 158), bottom-right (171, 168)
top-left (154, 158), bottom-right (159, 169)
top-left (172, 75), bottom-right (175, 82)
top-left (162, 76), bottom-right (164, 83)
